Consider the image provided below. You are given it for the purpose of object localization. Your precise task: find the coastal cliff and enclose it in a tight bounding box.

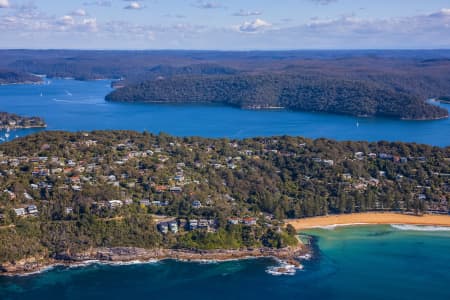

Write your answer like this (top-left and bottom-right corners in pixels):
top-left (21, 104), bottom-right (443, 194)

top-left (0, 244), bottom-right (307, 276)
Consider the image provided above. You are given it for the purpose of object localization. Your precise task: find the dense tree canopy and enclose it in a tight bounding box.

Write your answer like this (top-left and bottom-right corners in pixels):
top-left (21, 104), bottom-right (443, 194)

top-left (106, 74), bottom-right (448, 120)
top-left (0, 131), bottom-right (448, 262)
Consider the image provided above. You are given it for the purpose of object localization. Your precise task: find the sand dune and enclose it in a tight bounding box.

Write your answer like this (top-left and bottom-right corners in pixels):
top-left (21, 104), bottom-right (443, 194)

top-left (286, 213), bottom-right (450, 230)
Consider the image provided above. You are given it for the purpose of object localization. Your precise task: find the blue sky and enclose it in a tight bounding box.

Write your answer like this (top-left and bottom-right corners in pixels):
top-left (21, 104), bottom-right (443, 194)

top-left (0, 0), bottom-right (449, 49)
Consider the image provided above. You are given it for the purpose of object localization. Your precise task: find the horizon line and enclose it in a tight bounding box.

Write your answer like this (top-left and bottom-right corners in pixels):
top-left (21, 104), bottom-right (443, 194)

top-left (1, 48), bottom-right (450, 52)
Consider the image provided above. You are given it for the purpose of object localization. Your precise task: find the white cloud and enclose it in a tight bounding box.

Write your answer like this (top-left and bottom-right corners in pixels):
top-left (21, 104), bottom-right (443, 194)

top-left (57, 15), bottom-right (75, 26)
top-left (237, 18), bottom-right (272, 33)
top-left (124, 2), bottom-right (143, 10)
top-left (71, 9), bottom-right (87, 17)
top-left (83, 1), bottom-right (112, 7)
top-left (308, 0), bottom-right (338, 5)
top-left (194, 1), bottom-right (222, 9)
top-left (2, 5), bottom-right (450, 49)
top-left (80, 18), bottom-right (98, 32)
top-left (430, 8), bottom-right (450, 17)
top-left (233, 10), bottom-right (262, 17)
top-left (0, 0), bottom-right (9, 9)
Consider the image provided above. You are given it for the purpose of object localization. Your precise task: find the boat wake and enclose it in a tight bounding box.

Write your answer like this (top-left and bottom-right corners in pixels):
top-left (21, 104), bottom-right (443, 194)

top-left (390, 224), bottom-right (450, 232)
top-left (53, 98), bottom-right (103, 105)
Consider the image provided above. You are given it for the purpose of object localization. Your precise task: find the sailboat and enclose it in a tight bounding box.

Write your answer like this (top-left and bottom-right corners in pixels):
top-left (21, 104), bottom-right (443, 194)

top-left (40, 92), bottom-right (43, 97)
top-left (356, 121), bottom-right (360, 128)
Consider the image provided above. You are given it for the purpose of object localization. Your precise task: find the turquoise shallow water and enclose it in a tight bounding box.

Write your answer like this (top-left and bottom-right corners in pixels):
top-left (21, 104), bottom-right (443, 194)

top-left (0, 79), bottom-right (449, 146)
top-left (1, 225), bottom-right (449, 300)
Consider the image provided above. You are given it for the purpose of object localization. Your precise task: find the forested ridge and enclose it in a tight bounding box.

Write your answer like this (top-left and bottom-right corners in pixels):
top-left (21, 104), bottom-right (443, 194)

top-left (106, 74), bottom-right (448, 120)
top-left (0, 131), bottom-right (448, 263)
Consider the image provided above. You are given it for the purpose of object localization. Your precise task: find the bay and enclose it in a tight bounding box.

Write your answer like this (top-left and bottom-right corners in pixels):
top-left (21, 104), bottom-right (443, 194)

top-left (0, 79), bottom-right (449, 146)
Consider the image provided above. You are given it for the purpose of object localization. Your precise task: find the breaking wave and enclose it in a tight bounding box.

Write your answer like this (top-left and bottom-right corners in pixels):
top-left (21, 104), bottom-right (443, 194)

top-left (390, 224), bottom-right (450, 232)
top-left (313, 223), bottom-right (369, 230)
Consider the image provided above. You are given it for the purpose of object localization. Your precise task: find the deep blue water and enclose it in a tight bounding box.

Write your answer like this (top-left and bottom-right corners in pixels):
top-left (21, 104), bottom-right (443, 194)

top-left (1, 225), bottom-right (449, 300)
top-left (0, 79), bottom-right (449, 146)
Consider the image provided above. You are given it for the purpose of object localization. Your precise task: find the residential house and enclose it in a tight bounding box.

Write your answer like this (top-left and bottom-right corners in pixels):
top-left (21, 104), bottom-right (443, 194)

top-left (198, 219), bottom-right (209, 229)
top-left (140, 199), bottom-right (151, 207)
top-left (155, 185), bottom-right (168, 193)
top-left (189, 219), bottom-right (198, 230)
top-left (158, 222), bottom-right (169, 234)
top-left (418, 194), bottom-right (427, 200)
top-left (5, 190), bottom-right (16, 199)
top-left (368, 153), bottom-right (377, 159)
top-left (228, 217), bottom-right (241, 225)
top-left (354, 152), bottom-right (365, 160)
top-left (243, 217), bottom-right (257, 226)
top-left (27, 205), bottom-right (38, 215)
top-left (108, 200), bottom-right (123, 209)
top-left (169, 221), bottom-right (178, 233)
top-left (170, 186), bottom-right (182, 193)
top-left (14, 208), bottom-right (26, 216)
top-left (192, 200), bottom-right (202, 209)
top-left (342, 173), bottom-right (352, 180)
top-left (323, 159), bottom-right (334, 166)
top-left (72, 185), bottom-right (82, 191)
top-left (174, 174), bottom-right (185, 182)
top-left (23, 192), bottom-right (33, 200)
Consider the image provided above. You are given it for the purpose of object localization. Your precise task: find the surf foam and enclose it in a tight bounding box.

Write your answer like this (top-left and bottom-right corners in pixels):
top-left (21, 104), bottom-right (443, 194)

top-left (390, 224), bottom-right (450, 232)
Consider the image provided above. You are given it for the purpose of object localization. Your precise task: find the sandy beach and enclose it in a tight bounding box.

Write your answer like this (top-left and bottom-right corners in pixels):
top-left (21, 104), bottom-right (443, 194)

top-left (286, 213), bottom-right (450, 230)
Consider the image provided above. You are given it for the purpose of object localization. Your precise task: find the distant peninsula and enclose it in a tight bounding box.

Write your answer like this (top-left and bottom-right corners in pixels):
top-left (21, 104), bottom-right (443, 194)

top-left (105, 74), bottom-right (449, 121)
top-left (0, 112), bottom-right (47, 129)
top-left (0, 70), bottom-right (42, 85)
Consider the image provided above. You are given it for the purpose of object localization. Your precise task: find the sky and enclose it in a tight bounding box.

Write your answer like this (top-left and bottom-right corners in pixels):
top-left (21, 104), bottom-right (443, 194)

top-left (0, 0), bottom-right (449, 49)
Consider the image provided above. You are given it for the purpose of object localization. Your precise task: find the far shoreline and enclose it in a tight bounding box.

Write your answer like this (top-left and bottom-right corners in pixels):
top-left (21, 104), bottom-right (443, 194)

top-left (286, 212), bottom-right (450, 230)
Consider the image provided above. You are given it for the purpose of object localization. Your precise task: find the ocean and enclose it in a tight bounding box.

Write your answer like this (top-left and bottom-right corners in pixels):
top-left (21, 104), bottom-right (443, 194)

top-left (0, 79), bottom-right (449, 146)
top-left (0, 225), bottom-right (449, 300)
